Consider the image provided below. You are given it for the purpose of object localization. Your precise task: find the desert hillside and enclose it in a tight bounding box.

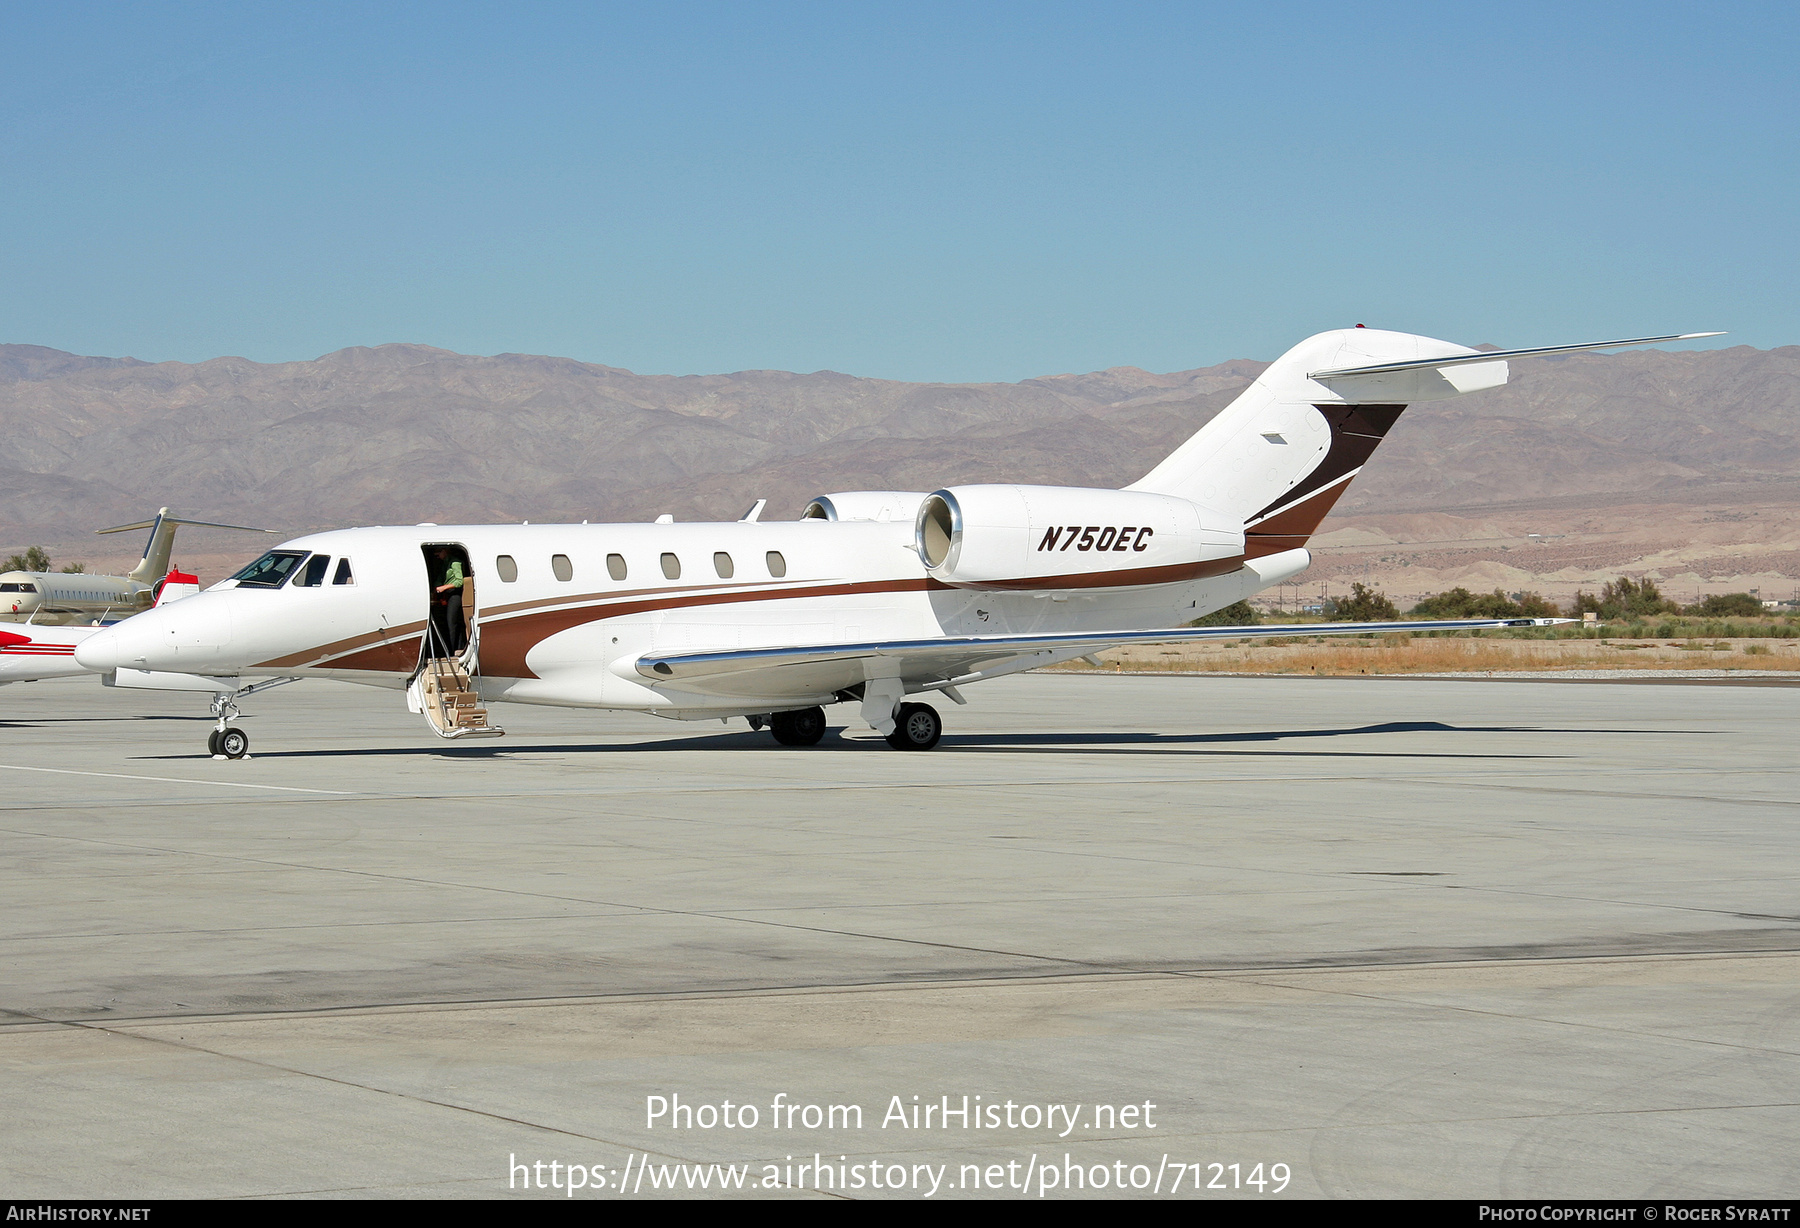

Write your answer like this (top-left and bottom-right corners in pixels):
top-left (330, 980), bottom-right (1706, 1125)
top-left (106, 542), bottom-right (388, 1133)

top-left (3, 340), bottom-right (1794, 603)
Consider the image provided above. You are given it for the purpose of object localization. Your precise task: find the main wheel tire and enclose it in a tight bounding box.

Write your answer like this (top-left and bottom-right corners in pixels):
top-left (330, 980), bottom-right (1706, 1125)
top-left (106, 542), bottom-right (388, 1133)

top-left (769, 706), bottom-right (827, 746)
top-left (207, 729), bottom-right (222, 756)
top-left (884, 702), bottom-right (942, 751)
top-left (218, 728), bottom-right (250, 760)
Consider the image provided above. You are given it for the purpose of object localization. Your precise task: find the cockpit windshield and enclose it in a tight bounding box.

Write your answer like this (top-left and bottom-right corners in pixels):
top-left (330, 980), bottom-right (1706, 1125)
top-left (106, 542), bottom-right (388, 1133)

top-left (233, 550), bottom-right (309, 588)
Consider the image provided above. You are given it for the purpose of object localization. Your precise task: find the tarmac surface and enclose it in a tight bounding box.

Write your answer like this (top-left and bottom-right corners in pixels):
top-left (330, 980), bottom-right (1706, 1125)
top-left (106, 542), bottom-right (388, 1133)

top-left (2, 672), bottom-right (1796, 1200)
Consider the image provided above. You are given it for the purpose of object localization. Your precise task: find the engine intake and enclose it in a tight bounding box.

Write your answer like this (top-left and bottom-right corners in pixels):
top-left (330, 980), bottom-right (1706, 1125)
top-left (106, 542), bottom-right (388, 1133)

top-left (915, 485), bottom-right (1244, 590)
top-left (801, 491), bottom-right (929, 523)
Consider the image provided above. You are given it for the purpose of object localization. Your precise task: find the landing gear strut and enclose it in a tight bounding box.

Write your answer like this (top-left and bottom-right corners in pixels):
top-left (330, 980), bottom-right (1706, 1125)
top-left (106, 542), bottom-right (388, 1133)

top-left (884, 702), bottom-right (942, 751)
top-left (205, 676), bottom-right (299, 760)
top-left (768, 706), bottom-right (827, 746)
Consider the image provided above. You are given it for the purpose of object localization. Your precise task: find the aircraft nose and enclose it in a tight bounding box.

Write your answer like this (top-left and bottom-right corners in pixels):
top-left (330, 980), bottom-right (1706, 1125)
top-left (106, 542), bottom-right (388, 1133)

top-left (75, 594), bottom-right (238, 672)
top-left (74, 627), bottom-right (123, 671)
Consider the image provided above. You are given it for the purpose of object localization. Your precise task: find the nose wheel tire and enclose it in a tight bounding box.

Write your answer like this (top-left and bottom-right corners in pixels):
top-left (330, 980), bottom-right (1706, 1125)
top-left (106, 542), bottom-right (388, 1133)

top-left (214, 728), bottom-right (250, 759)
top-left (206, 730), bottom-right (221, 756)
top-left (768, 706), bottom-right (827, 746)
top-left (885, 702), bottom-right (942, 751)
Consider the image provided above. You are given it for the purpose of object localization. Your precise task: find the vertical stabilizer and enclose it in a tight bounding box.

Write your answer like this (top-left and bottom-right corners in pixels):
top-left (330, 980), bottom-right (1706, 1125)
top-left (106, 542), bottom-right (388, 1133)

top-left (97, 510), bottom-right (278, 586)
top-left (127, 509), bottom-right (175, 585)
top-left (1129, 328), bottom-right (1714, 557)
top-left (1128, 328), bottom-right (1505, 559)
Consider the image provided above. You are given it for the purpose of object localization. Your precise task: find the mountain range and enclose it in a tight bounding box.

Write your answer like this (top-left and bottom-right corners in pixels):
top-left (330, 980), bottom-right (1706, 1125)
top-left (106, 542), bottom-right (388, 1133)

top-left (3, 339), bottom-right (1796, 601)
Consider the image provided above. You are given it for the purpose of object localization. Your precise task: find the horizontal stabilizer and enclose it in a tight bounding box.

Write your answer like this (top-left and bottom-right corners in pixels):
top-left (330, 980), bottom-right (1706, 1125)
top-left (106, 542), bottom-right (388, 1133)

top-left (96, 515), bottom-right (275, 535)
top-left (1308, 333), bottom-right (1723, 380)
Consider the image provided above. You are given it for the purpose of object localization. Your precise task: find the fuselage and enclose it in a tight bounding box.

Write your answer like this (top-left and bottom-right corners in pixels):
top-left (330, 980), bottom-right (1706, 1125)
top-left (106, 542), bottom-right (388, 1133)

top-left (0, 571), bottom-right (145, 623)
top-left (73, 518), bottom-right (1263, 716)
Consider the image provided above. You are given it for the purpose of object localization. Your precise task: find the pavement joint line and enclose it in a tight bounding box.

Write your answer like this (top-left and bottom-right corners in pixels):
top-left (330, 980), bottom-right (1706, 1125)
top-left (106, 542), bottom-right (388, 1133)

top-left (0, 823), bottom-right (1134, 968)
top-left (1210, 970), bottom-right (1800, 1061)
top-left (4, 815), bottom-right (1795, 928)
top-left (7, 887), bottom-right (1381, 943)
top-left (1385, 776), bottom-right (1800, 809)
top-left (1, 1005), bottom-right (690, 1162)
top-left (9, 767), bottom-right (1793, 813)
top-left (12, 947), bottom-right (1798, 1034)
top-left (0, 910), bottom-right (655, 941)
top-left (1209, 957), bottom-right (1800, 1058)
top-left (9, 781), bottom-right (1800, 933)
top-left (7, 875), bottom-right (1791, 948)
top-left (0, 762), bottom-right (355, 794)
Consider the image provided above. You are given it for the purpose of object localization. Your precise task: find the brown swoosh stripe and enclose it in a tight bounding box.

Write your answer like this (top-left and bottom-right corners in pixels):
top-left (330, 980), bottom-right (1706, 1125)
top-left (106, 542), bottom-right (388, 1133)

top-left (252, 578), bottom-right (826, 670)
top-left (1244, 480), bottom-right (1356, 558)
top-left (1245, 404), bottom-right (1405, 527)
top-left (301, 634), bottom-right (426, 674)
top-left (254, 620), bottom-right (428, 669)
top-left (478, 577), bottom-right (938, 678)
top-left (255, 558), bottom-right (1267, 681)
top-left (942, 555), bottom-right (1246, 592)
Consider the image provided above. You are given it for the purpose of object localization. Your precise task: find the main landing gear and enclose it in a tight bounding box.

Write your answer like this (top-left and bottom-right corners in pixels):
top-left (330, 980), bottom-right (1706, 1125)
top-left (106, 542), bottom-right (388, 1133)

top-left (885, 702), bottom-right (942, 751)
top-left (754, 701), bottom-right (944, 751)
top-left (767, 706), bottom-right (827, 746)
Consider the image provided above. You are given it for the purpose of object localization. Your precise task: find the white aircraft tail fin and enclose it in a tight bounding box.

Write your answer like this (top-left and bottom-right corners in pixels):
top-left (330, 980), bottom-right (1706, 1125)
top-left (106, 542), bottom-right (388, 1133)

top-left (97, 509), bottom-right (276, 585)
top-left (1128, 328), bottom-right (1718, 560)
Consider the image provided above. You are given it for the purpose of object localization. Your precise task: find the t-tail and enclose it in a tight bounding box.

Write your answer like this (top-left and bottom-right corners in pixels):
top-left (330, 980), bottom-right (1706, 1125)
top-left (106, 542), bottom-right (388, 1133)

top-left (97, 508), bottom-right (278, 585)
top-left (1127, 328), bottom-right (1722, 557)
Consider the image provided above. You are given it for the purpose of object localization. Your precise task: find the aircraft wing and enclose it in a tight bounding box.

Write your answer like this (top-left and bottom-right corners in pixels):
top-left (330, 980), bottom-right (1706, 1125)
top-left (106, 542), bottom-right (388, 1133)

top-left (635, 617), bottom-right (1565, 701)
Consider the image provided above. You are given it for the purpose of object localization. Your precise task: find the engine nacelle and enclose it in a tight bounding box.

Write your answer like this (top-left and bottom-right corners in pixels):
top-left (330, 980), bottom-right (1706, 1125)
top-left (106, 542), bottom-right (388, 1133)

top-left (801, 491), bottom-right (929, 523)
top-left (915, 485), bottom-right (1245, 590)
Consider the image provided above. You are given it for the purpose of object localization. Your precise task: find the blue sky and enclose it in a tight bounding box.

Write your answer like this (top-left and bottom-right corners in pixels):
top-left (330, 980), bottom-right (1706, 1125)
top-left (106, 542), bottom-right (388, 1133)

top-left (1, 1), bottom-right (1791, 380)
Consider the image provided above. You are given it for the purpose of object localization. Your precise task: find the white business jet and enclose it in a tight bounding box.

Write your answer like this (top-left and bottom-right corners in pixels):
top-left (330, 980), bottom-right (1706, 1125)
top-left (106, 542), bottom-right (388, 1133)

top-left (73, 328), bottom-right (1718, 758)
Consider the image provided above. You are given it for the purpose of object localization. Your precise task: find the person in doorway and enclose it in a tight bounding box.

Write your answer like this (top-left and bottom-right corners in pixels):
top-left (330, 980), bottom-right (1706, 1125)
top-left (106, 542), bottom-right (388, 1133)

top-left (430, 548), bottom-right (466, 656)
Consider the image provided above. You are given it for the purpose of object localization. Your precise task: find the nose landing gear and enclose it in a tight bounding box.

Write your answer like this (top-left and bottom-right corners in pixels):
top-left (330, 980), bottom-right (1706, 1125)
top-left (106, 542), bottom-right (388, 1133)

top-left (203, 675), bottom-right (300, 760)
top-left (208, 725), bottom-right (251, 760)
top-left (209, 692), bottom-right (250, 760)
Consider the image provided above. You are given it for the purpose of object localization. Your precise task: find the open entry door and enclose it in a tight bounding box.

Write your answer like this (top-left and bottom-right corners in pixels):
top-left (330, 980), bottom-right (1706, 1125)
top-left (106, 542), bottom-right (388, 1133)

top-left (409, 543), bottom-right (503, 740)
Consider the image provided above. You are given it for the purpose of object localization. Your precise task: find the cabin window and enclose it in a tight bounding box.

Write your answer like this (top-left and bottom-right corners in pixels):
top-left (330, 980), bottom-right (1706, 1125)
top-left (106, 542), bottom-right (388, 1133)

top-left (713, 551), bottom-right (734, 579)
top-left (607, 553), bottom-right (627, 581)
top-left (296, 555), bottom-right (331, 587)
top-left (233, 550), bottom-right (308, 588)
top-left (660, 552), bottom-right (681, 580)
top-left (333, 558), bottom-right (355, 585)
top-left (496, 554), bottom-right (519, 583)
top-left (766, 550), bottom-right (787, 578)
top-left (551, 554), bottom-right (574, 582)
